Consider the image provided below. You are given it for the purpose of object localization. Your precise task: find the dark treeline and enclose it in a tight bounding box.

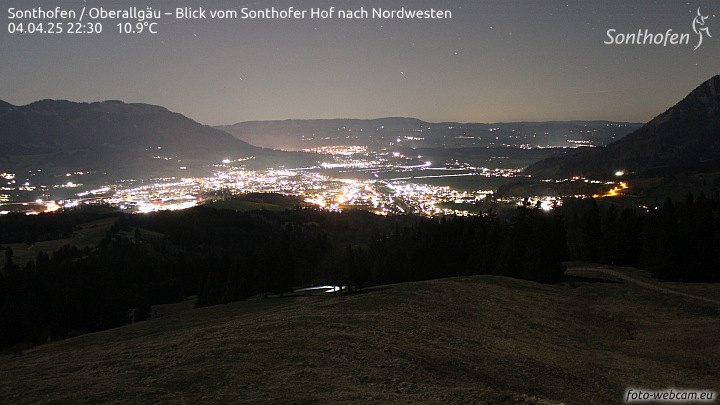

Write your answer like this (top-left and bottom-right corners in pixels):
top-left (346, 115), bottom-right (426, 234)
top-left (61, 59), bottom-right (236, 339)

top-left (0, 203), bottom-right (568, 351)
top-left (3, 192), bottom-right (718, 351)
top-left (0, 207), bottom-right (414, 350)
top-left (363, 206), bottom-right (566, 286)
top-left (566, 192), bottom-right (720, 282)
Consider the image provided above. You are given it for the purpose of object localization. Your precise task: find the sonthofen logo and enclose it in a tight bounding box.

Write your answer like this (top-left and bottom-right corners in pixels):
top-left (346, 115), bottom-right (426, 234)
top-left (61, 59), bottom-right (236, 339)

top-left (692, 7), bottom-right (712, 50)
top-left (605, 7), bottom-right (712, 50)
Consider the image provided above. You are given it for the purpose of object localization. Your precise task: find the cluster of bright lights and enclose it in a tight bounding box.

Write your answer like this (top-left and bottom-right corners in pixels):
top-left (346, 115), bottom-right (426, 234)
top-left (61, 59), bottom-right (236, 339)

top-left (44, 201), bottom-right (62, 213)
top-left (44, 161), bottom-right (501, 216)
top-left (5, 150), bottom-right (562, 217)
top-left (302, 145), bottom-right (367, 155)
top-left (320, 160), bottom-right (378, 169)
top-left (77, 187), bottom-right (111, 197)
top-left (593, 182), bottom-right (628, 198)
top-left (514, 197), bottom-right (561, 211)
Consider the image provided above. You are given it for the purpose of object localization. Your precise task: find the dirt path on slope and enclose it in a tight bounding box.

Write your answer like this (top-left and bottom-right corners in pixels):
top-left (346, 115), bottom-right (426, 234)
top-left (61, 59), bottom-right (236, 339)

top-left (568, 266), bottom-right (720, 305)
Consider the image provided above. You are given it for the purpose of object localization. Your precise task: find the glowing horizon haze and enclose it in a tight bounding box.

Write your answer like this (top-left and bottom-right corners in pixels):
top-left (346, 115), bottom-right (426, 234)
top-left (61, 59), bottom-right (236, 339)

top-left (1, 0), bottom-right (718, 126)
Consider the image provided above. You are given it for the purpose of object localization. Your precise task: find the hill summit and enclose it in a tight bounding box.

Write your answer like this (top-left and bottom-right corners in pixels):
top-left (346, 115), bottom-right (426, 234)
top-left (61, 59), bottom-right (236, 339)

top-left (525, 75), bottom-right (720, 179)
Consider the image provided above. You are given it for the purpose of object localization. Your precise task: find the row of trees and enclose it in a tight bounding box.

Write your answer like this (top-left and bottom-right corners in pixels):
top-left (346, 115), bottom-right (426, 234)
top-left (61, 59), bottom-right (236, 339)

top-left (360, 206), bottom-right (567, 286)
top-left (568, 192), bottom-right (720, 282)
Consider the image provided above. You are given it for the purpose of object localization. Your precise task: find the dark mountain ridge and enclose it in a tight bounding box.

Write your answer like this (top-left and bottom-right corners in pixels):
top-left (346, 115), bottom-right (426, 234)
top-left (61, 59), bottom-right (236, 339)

top-left (525, 75), bottom-right (720, 179)
top-left (0, 99), bottom-right (262, 180)
top-left (218, 118), bottom-right (641, 150)
top-left (0, 99), bottom-right (256, 152)
top-left (217, 117), bottom-right (427, 150)
top-left (0, 100), bottom-right (14, 112)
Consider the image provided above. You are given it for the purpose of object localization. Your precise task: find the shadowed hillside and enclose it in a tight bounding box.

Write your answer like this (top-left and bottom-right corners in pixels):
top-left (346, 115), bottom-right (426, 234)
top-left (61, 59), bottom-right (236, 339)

top-left (525, 75), bottom-right (720, 179)
top-left (0, 271), bottom-right (718, 404)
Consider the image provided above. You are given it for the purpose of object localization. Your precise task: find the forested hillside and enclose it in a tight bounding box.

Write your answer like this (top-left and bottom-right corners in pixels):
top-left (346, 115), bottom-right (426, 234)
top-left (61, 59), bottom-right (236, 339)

top-left (3, 192), bottom-right (719, 352)
top-left (1, 204), bottom-right (566, 351)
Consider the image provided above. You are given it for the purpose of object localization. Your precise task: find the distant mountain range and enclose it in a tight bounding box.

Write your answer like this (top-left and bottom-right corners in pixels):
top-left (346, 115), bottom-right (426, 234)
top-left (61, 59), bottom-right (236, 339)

top-left (0, 98), bottom-right (643, 185)
top-left (217, 118), bottom-right (641, 151)
top-left (0, 99), bottom-right (263, 181)
top-left (0, 96), bottom-right (659, 187)
top-left (525, 75), bottom-right (720, 179)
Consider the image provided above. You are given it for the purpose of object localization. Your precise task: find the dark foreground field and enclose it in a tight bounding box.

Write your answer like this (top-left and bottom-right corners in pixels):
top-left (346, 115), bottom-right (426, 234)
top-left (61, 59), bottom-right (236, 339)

top-left (1, 265), bottom-right (718, 404)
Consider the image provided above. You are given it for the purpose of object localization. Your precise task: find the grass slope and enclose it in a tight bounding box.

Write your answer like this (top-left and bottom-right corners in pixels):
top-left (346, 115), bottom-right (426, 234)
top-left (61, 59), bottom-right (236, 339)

top-left (1, 269), bottom-right (718, 404)
top-left (1, 218), bottom-right (163, 268)
top-left (1, 217), bottom-right (117, 267)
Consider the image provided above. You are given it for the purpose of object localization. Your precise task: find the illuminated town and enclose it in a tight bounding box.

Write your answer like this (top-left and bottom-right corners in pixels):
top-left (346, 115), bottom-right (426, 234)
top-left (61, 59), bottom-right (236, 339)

top-left (1, 145), bottom-right (630, 217)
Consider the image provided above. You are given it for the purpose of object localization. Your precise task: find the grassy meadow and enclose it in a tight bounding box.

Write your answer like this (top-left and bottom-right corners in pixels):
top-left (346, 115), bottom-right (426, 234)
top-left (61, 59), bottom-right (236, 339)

top-left (1, 265), bottom-right (718, 404)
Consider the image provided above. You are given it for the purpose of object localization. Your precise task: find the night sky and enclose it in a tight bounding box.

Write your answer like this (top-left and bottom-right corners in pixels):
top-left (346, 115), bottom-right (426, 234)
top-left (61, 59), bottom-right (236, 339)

top-left (1, 0), bottom-right (718, 125)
